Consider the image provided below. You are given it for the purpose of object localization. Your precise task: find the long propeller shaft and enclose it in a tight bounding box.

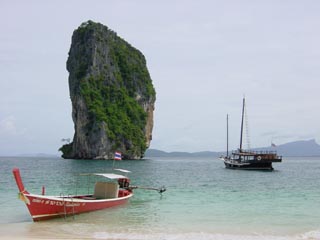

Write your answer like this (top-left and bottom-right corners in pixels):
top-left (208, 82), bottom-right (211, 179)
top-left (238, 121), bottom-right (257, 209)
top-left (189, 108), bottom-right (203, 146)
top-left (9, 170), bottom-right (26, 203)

top-left (129, 185), bottom-right (166, 194)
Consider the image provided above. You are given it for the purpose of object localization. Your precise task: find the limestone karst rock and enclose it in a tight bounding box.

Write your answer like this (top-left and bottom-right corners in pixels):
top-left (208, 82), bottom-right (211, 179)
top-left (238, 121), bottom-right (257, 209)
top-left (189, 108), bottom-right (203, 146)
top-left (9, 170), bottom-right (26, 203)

top-left (59, 21), bottom-right (155, 159)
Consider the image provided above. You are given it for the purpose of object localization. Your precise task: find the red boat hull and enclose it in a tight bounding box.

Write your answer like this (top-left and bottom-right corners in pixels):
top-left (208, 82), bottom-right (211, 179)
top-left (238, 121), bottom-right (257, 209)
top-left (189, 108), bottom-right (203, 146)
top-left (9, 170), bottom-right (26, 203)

top-left (22, 192), bottom-right (132, 221)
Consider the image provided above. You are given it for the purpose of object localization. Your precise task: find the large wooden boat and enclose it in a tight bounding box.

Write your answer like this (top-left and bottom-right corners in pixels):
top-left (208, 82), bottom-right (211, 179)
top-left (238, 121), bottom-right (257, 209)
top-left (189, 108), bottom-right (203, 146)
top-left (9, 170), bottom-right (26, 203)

top-left (220, 98), bottom-right (282, 170)
top-left (222, 150), bottom-right (282, 170)
top-left (13, 168), bottom-right (134, 221)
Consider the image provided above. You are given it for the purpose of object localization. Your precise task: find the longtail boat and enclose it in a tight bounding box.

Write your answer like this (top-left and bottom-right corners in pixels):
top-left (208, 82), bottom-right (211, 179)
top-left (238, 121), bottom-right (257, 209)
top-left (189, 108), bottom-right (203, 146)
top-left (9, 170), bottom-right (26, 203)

top-left (13, 168), bottom-right (164, 221)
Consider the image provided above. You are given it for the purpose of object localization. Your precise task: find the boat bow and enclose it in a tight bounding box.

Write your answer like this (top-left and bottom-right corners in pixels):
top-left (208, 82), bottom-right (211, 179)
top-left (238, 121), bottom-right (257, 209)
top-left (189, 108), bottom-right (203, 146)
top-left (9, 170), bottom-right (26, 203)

top-left (13, 168), bottom-right (29, 194)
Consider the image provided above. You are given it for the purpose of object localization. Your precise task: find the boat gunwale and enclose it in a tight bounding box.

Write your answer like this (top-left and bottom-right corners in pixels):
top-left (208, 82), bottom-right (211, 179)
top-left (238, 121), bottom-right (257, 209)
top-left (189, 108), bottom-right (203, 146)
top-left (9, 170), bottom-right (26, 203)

top-left (23, 192), bottom-right (134, 203)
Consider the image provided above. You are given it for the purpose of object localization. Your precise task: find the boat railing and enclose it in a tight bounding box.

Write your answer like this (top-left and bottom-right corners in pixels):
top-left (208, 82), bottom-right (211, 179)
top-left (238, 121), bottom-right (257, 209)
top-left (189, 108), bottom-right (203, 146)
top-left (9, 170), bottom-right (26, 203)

top-left (231, 149), bottom-right (278, 155)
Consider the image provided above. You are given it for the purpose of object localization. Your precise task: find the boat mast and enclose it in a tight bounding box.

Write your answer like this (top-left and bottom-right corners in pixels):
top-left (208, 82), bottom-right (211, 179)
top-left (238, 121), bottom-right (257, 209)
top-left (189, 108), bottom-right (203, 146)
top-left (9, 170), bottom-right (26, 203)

top-left (239, 97), bottom-right (245, 152)
top-left (227, 114), bottom-right (229, 157)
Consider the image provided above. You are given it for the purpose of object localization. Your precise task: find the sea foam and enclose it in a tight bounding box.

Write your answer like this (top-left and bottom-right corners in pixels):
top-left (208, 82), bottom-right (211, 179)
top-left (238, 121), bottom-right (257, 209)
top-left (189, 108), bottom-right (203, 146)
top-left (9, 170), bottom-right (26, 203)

top-left (93, 230), bottom-right (320, 240)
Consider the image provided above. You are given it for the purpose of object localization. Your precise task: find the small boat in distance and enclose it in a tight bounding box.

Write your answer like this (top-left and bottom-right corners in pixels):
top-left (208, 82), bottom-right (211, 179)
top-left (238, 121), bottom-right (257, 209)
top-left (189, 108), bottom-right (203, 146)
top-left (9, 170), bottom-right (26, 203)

top-left (13, 168), bottom-right (165, 221)
top-left (220, 98), bottom-right (282, 170)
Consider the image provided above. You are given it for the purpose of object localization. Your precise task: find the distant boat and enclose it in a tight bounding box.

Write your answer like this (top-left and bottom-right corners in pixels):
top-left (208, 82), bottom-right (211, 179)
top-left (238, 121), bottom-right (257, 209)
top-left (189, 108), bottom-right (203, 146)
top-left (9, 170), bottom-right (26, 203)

top-left (220, 98), bottom-right (282, 170)
top-left (13, 168), bottom-right (165, 221)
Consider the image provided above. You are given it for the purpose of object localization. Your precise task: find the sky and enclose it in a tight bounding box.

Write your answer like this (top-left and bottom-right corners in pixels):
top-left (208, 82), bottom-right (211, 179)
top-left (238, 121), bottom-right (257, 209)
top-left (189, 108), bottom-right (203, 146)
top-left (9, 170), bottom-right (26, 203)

top-left (0, 0), bottom-right (320, 155)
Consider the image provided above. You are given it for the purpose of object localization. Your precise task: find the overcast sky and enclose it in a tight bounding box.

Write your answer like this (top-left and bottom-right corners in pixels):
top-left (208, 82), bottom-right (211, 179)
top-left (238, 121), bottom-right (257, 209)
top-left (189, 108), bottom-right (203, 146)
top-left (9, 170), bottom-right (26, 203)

top-left (0, 0), bottom-right (320, 155)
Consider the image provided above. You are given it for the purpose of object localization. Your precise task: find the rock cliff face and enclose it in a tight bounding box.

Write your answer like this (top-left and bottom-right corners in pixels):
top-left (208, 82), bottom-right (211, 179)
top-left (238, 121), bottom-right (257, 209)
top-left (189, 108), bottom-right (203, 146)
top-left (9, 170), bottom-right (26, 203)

top-left (60, 21), bottom-right (155, 159)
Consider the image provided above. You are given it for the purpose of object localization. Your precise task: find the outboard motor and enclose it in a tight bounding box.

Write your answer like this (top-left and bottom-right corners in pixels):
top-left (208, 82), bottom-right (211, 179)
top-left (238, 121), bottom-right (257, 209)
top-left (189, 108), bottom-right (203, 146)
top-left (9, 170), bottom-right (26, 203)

top-left (118, 178), bottom-right (130, 188)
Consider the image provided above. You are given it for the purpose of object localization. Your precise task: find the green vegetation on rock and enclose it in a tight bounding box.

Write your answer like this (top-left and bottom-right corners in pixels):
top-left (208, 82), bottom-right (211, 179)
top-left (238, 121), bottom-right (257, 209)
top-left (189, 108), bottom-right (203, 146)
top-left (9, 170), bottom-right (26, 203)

top-left (80, 75), bottom-right (148, 154)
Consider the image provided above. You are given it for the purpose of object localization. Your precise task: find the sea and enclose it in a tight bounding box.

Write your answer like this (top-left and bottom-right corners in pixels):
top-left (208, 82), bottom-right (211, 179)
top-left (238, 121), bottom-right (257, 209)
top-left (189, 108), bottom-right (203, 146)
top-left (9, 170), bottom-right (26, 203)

top-left (0, 156), bottom-right (320, 240)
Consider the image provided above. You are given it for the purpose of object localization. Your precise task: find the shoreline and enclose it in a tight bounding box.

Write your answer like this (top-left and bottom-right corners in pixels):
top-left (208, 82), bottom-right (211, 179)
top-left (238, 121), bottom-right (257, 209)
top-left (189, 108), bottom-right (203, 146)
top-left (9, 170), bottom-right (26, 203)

top-left (0, 222), bottom-right (319, 240)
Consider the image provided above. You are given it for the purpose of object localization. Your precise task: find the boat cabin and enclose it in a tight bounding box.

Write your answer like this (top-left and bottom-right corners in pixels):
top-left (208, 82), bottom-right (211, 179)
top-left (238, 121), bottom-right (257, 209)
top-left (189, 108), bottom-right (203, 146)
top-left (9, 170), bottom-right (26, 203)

top-left (75, 173), bottom-right (132, 200)
top-left (231, 150), bottom-right (282, 162)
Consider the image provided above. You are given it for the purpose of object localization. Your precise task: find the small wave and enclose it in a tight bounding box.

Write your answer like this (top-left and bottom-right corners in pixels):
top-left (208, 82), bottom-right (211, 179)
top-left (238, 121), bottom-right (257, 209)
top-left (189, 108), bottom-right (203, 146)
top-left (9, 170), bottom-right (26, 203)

top-left (93, 230), bottom-right (320, 240)
top-left (300, 230), bottom-right (320, 240)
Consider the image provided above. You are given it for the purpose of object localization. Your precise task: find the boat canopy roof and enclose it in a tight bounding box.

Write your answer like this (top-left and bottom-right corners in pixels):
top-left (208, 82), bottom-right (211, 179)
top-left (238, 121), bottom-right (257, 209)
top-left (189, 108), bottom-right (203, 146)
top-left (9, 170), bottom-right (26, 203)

top-left (93, 173), bottom-right (127, 179)
top-left (114, 168), bottom-right (131, 173)
top-left (80, 173), bottom-right (128, 179)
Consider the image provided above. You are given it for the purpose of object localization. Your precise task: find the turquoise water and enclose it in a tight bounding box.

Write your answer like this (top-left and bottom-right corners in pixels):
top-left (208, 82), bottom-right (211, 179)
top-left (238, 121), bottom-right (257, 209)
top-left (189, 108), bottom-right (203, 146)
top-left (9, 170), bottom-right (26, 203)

top-left (0, 156), bottom-right (320, 239)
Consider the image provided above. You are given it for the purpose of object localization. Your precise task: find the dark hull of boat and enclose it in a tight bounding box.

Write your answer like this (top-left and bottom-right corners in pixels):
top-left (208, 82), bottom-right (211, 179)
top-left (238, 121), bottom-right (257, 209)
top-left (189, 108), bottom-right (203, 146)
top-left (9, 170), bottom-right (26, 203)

top-left (224, 161), bottom-right (274, 171)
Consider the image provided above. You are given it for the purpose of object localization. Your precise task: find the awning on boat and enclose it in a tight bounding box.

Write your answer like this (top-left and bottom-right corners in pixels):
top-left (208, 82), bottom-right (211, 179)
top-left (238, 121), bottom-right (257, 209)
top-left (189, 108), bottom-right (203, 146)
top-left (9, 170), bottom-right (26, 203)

top-left (93, 173), bottom-right (127, 179)
top-left (114, 168), bottom-right (131, 173)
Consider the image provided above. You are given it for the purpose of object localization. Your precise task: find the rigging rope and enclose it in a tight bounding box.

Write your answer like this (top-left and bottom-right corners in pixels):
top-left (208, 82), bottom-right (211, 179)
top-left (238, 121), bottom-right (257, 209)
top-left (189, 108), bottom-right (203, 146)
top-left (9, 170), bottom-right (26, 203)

top-left (244, 103), bottom-right (251, 150)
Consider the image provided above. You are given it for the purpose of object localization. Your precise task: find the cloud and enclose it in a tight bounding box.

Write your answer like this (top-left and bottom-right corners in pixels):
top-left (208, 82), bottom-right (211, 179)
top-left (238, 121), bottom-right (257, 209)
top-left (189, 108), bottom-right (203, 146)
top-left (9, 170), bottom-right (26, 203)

top-left (1, 1), bottom-right (319, 153)
top-left (0, 116), bottom-right (26, 137)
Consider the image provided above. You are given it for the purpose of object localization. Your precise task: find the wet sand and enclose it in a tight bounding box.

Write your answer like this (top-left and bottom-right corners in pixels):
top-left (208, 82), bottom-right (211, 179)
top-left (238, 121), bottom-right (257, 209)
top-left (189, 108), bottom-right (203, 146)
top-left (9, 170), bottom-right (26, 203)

top-left (1, 222), bottom-right (320, 240)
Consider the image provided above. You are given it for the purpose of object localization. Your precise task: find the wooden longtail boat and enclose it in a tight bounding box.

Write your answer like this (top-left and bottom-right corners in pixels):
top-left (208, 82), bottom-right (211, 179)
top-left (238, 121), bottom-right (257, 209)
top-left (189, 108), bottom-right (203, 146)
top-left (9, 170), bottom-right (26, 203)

top-left (12, 168), bottom-right (133, 221)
